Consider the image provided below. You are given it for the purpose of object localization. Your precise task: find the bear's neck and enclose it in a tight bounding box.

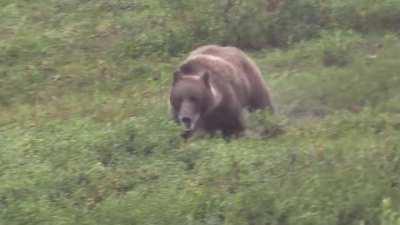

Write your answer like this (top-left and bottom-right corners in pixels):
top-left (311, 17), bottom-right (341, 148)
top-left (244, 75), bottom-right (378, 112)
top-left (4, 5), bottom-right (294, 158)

top-left (207, 83), bottom-right (222, 113)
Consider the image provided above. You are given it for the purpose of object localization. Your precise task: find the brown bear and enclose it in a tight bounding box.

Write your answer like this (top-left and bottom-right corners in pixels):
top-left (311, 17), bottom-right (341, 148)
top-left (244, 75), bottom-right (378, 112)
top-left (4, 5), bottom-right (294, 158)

top-left (170, 45), bottom-right (273, 139)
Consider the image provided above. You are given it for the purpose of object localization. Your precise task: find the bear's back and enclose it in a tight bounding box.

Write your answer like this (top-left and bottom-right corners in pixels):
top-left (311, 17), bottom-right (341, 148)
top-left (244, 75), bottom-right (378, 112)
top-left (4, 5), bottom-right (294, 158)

top-left (189, 45), bottom-right (263, 86)
top-left (181, 45), bottom-right (273, 111)
top-left (189, 45), bottom-right (248, 72)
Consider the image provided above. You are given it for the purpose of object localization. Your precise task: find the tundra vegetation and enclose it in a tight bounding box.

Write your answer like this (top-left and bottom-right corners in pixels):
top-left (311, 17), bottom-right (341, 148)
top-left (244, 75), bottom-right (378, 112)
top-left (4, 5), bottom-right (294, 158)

top-left (1, 1), bottom-right (400, 225)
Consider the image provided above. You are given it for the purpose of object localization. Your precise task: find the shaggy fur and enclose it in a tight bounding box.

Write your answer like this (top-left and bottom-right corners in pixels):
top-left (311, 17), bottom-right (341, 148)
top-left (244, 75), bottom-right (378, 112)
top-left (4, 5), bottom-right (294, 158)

top-left (170, 45), bottom-right (273, 138)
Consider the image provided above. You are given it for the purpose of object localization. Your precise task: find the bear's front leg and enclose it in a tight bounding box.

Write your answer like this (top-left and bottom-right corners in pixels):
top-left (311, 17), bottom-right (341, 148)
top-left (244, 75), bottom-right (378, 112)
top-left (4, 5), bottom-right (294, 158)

top-left (222, 116), bottom-right (245, 140)
top-left (181, 130), bottom-right (194, 140)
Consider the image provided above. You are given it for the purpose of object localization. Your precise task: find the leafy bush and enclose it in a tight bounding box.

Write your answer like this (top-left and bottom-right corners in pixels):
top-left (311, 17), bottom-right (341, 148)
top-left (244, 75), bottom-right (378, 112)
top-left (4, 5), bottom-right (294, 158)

top-left (159, 0), bottom-right (325, 48)
top-left (263, 32), bottom-right (400, 116)
top-left (328, 0), bottom-right (400, 31)
top-left (381, 198), bottom-right (400, 225)
top-left (154, 0), bottom-right (400, 49)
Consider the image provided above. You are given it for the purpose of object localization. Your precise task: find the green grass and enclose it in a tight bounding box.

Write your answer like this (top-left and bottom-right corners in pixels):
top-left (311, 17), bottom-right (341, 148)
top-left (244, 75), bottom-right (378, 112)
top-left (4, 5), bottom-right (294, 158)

top-left (2, 109), bottom-right (400, 225)
top-left (1, 1), bottom-right (400, 225)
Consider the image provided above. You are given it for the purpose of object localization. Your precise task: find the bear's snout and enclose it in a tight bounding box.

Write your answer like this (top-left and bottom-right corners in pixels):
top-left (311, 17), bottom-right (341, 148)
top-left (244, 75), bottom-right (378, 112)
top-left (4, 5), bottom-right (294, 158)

top-left (181, 117), bottom-right (192, 129)
top-left (178, 100), bottom-right (200, 131)
top-left (179, 114), bottom-right (199, 131)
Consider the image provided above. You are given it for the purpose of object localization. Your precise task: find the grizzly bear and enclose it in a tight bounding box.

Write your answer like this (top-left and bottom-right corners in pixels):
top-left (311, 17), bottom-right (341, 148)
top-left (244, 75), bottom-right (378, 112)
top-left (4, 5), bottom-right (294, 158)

top-left (170, 45), bottom-right (273, 139)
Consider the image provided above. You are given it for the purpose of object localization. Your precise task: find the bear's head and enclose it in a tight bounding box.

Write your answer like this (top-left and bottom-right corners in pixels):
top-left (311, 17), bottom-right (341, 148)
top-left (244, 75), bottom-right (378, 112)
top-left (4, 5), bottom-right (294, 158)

top-left (170, 71), bottom-right (221, 132)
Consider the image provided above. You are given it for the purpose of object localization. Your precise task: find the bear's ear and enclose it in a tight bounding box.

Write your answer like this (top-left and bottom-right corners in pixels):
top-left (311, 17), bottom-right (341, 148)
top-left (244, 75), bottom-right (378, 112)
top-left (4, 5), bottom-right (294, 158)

top-left (201, 71), bottom-right (211, 89)
top-left (173, 70), bottom-right (181, 84)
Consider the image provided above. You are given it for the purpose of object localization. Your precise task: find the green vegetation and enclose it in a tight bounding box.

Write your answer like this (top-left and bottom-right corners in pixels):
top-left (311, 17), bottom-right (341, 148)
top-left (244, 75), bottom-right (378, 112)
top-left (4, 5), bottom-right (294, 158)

top-left (1, 1), bottom-right (400, 225)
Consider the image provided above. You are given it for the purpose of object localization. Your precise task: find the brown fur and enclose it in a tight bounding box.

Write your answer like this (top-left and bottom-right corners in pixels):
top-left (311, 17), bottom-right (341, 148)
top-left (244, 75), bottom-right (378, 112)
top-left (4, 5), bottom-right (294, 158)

top-left (170, 45), bottom-right (273, 138)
